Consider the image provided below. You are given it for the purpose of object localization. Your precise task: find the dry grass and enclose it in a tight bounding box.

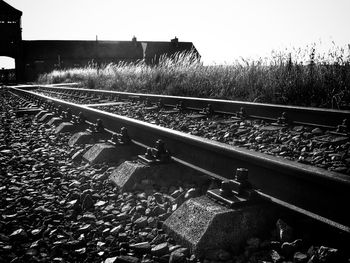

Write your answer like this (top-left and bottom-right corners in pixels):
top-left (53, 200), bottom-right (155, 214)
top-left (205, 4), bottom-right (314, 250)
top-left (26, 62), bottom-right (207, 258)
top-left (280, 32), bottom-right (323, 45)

top-left (38, 44), bottom-right (350, 109)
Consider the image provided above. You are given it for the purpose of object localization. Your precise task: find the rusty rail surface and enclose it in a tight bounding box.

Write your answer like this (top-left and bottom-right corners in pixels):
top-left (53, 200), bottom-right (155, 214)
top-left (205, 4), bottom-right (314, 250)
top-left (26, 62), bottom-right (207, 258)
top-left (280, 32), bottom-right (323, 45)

top-left (32, 85), bottom-right (350, 129)
top-left (10, 87), bottom-right (350, 234)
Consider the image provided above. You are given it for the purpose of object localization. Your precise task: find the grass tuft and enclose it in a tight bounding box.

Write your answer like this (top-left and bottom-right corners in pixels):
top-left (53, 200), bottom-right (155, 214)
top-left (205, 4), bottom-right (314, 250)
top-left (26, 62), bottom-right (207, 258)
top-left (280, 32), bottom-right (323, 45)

top-left (37, 44), bottom-right (350, 109)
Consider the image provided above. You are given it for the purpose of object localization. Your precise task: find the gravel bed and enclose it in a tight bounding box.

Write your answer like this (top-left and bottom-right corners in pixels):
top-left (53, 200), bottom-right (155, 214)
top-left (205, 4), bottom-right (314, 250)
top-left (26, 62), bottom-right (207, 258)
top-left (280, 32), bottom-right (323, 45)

top-left (2, 91), bottom-right (348, 263)
top-left (1, 92), bottom-right (200, 262)
top-left (34, 90), bottom-right (350, 176)
top-left (36, 91), bottom-right (107, 105)
top-left (98, 103), bottom-right (349, 176)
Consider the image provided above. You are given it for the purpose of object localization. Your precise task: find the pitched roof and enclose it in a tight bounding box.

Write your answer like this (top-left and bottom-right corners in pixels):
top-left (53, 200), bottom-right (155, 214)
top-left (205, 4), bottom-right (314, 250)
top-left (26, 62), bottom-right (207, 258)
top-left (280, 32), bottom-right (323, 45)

top-left (0, 0), bottom-right (22, 18)
top-left (22, 40), bottom-right (200, 62)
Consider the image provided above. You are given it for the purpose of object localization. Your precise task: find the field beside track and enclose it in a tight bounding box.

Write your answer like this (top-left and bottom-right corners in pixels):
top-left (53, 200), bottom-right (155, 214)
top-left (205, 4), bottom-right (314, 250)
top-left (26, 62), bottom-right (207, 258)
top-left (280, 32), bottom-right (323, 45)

top-left (37, 45), bottom-right (350, 109)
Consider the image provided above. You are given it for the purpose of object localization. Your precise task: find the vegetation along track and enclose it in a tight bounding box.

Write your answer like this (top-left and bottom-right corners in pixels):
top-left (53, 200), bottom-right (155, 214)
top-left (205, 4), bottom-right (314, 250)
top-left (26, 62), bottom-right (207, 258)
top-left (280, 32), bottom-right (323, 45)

top-left (9, 85), bottom-right (350, 235)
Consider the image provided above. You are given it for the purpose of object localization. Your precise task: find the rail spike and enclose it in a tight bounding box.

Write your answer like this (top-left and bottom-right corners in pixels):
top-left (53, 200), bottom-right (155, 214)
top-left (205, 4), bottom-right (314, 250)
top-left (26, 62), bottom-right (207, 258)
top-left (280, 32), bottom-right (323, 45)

top-left (207, 168), bottom-right (258, 208)
top-left (55, 105), bottom-right (62, 115)
top-left (74, 112), bottom-right (86, 124)
top-left (175, 101), bottom-right (185, 112)
top-left (154, 139), bottom-right (169, 160)
top-left (157, 99), bottom-right (164, 109)
top-left (50, 103), bottom-right (56, 111)
top-left (61, 108), bottom-right (72, 121)
top-left (200, 104), bottom-right (214, 116)
top-left (237, 107), bottom-right (246, 118)
top-left (90, 119), bottom-right (104, 133)
top-left (109, 127), bottom-right (130, 145)
top-left (138, 139), bottom-right (171, 164)
top-left (43, 101), bottom-right (49, 110)
top-left (336, 118), bottom-right (349, 134)
top-left (145, 147), bottom-right (156, 160)
top-left (275, 112), bottom-right (290, 126)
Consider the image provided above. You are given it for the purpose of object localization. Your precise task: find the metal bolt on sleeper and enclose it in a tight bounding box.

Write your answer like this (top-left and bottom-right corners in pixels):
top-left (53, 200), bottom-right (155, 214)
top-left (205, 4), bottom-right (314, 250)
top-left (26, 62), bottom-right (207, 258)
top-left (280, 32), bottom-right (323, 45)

top-left (277, 112), bottom-right (290, 125)
top-left (109, 127), bottom-right (130, 145)
top-left (238, 107), bottom-right (246, 118)
top-left (337, 118), bottom-right (348, 133)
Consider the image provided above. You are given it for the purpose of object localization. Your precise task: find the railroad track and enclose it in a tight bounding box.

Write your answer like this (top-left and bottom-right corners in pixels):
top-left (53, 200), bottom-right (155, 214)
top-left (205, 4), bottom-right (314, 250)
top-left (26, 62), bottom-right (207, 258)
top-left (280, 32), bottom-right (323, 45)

top-left (8, 85), bottom-right (350, 235)
top-left (35, 85), bottom-right (349, 128)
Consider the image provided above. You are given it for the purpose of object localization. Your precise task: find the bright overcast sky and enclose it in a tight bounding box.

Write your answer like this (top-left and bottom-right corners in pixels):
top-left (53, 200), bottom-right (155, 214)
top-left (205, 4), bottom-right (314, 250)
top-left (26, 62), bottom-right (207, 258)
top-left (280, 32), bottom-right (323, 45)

top-left (1, 0), bottom-right (350, 68)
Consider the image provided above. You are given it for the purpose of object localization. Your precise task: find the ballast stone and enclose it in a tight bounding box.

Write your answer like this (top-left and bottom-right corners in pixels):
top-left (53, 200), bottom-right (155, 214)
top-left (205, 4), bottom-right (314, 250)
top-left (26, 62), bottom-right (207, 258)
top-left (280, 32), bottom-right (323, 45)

top-left (163, 195), bottom-right (274, 257)
top-left (82, 143), bottom-right (136, 164)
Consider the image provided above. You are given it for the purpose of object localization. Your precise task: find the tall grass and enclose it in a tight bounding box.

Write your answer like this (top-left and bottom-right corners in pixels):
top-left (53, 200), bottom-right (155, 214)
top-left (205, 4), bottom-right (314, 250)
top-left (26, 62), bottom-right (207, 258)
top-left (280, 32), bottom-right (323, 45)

top-left (38, 44), bottom-right (350, 109)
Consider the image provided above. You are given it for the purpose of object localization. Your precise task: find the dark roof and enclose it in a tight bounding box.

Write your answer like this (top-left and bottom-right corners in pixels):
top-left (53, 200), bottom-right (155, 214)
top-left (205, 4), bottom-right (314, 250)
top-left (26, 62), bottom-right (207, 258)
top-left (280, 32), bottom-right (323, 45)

top-left (143, 41), bottom-right (198, 59)
top-left (22, 40), bottom-right (199, 61)
top-left (0, 0), bottom-right (22, 17)
top-left (22, 40), bottom-right (142, 60)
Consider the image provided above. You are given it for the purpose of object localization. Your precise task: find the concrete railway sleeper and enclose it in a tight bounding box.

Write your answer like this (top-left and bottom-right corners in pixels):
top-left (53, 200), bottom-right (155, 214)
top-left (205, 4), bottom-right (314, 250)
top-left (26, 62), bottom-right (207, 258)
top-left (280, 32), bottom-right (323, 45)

top-left (1, 88), bottom-right (349, 262)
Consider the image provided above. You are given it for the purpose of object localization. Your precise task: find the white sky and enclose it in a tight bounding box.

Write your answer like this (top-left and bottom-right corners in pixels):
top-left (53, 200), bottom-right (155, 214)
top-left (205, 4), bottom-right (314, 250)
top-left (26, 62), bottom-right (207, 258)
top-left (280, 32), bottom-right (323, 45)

top-left (1, 0), bottom-right (350, 68)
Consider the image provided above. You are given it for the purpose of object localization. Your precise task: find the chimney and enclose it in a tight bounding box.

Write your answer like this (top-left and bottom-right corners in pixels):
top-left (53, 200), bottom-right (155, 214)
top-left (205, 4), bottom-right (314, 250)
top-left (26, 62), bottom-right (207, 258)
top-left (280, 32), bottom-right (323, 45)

top-left (171, 36), bottom-right (178, 43)
top-left (171, 36), bottom-right (179, 47)
top-left (132, 36), bottom-right (137, 46)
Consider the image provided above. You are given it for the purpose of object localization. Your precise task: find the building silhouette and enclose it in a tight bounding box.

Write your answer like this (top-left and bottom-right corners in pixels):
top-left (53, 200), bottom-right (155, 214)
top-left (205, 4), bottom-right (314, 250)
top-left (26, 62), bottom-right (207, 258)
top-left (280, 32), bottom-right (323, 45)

top-left (0, 0), bottom-right (199, 82)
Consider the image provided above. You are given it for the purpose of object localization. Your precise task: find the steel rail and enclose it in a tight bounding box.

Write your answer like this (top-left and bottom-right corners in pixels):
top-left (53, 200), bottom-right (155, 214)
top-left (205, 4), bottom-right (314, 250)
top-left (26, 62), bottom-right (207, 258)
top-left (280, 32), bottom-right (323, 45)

top-left (11, 87), bottom-right (350, 233)
top-left (33, 85), bottom-right (350, 129)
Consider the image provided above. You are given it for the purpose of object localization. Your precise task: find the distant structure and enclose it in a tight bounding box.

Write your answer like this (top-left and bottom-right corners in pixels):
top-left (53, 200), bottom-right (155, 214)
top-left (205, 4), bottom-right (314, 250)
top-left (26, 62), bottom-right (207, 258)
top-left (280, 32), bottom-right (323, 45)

top-left (0, 0), bottom-right (23, 82)
top-left (0, 0), bottom-right (199, 82)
